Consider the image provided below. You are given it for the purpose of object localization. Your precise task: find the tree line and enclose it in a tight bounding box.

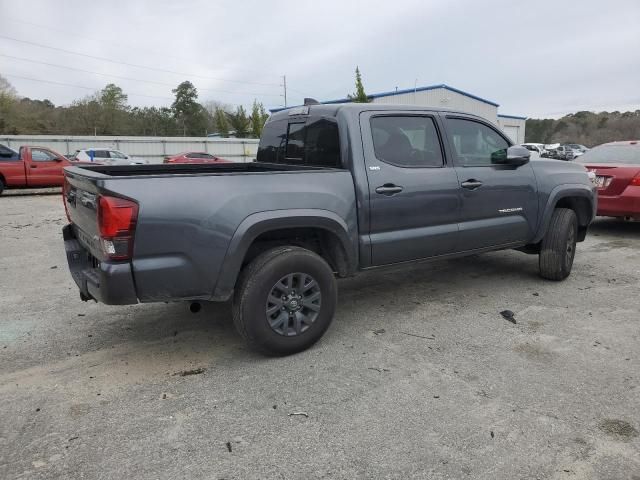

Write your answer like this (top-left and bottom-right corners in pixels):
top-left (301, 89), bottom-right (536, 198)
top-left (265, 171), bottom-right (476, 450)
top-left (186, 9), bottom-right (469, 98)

top-left (0, 75), bottom-right (269, 138)
top-left (525, 110), bottom-right (640, 146)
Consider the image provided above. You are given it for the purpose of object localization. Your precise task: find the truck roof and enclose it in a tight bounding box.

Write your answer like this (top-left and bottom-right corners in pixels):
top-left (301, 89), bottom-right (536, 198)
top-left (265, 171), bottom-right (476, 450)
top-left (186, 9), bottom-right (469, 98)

top-left (267, 102), bottom-right (486, 123)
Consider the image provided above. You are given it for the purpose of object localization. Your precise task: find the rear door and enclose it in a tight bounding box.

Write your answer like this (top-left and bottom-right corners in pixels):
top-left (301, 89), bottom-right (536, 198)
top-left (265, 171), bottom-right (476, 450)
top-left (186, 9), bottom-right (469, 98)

top-left (360, 111), bottom-right (460, 266)
top-left (443, 115), bottom-right (538, 250)
top-left (26, 148), bottom-right (64, 186)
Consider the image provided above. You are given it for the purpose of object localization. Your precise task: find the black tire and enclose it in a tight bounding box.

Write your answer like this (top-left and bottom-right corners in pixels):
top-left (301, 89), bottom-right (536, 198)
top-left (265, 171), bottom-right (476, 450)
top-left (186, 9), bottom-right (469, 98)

top-left (0, 178), bottom-right (4, 195)
top-left (232, 246), bottom-right (337, 356)
top-left (539, 208), bottom-right (578, 281)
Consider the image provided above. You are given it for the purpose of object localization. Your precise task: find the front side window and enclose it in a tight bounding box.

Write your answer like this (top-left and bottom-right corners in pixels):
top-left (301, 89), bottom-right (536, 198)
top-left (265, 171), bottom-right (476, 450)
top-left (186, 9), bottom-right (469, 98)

top-left (31, 149), bottom-right (57, 162)
top-left (447, 118), bottom-right (509, 166)
top-left (109, 150), bottom-right (127, 159)
top-left (370, 116), bottom-right (443, 167)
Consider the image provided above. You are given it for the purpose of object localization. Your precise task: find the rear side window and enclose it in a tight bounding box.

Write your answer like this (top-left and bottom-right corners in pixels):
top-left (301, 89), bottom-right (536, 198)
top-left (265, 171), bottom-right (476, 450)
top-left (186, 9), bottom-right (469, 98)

top-left (186, 152), bottom-right (214, 159)
top-left (258, 118), bottom-right (341, 168)
top-left (370, 116), bottom-right (444, 167)
top-left (0, 144), bottom-right (17, 159)
top-left (92, 150), bottom-right (109, 159)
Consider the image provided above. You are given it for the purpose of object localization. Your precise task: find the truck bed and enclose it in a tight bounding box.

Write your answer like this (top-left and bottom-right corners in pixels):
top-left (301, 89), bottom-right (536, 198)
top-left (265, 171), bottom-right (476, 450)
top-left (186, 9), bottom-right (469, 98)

top-left (62, 161), bottom-right (357, 304)
top-left (70, 162), bottom-right (339, 178)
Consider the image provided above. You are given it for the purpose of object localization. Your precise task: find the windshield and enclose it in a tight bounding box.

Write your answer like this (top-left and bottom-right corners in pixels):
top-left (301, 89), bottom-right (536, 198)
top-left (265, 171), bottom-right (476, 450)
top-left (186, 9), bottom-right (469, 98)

top-left (576, 144), bottom-right (640, 164)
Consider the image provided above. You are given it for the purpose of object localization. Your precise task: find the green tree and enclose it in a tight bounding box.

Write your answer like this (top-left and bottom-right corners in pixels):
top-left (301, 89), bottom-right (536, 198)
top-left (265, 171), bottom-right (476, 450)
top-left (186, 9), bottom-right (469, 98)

top-left (0, 74), bottom-right (18, 133)
top-left (99, 84), bottom-right (128, 134)
top-left (250, 100), bottom-right (269, 138)
top-left (214, 107), bottom-right (230, 136)
top-left (227, 105), bottom-right (250, 138)
top-left (348, 67), bottom-right (369, 103)
top-left (171, 81), bottom-right (206, 136)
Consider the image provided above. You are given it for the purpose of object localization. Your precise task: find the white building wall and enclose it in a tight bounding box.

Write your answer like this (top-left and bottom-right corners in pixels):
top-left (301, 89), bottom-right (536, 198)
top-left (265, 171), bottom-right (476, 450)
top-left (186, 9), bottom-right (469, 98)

top-left (371, 87), bottom-right (499, 123)
top-left (497, 116), bottom-right (527, 144)
top-left (0, 135), bottom-right (259, 163)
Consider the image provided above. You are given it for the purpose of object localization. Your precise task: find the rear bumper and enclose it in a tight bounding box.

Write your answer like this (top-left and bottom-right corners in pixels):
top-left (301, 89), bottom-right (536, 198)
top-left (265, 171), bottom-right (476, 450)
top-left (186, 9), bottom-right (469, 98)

top-left (597, 187), bottom-right (640, 218)
top-left (63, 224), bottom-right (138, 305)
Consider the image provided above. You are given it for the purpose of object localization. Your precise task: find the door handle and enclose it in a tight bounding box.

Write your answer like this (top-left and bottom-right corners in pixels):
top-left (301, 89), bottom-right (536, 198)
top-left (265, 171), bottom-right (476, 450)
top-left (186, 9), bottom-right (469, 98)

top-left (30, 165), bottom-right (38, 168)
top-left (461, 179), bottom-right (483, 190)
top-left (375, 184), bottom-right (403, 195)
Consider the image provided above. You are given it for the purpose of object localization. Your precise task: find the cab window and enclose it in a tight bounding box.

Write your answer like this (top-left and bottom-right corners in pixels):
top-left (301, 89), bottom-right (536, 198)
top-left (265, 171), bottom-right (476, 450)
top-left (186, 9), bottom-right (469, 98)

top-left (370, 116), bottom-right (443, 167)
top-left (257, 118), bottom-right (341, 168)
top-left (447, 118), bottom-right (509, 167)
top-left (31, 149), bottom-right (57, 162)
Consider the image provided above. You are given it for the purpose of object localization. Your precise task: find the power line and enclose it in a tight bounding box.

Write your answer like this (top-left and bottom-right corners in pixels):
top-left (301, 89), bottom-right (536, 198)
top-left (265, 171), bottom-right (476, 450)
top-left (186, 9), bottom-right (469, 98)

top-left (4, 14), bottom-right (280, 80)
top-left (0, 34), bottom-right (281, 88)
top-left (3, 73), bottom-right (175, 101)
top-left (0, 53), bottom-right (282, 98)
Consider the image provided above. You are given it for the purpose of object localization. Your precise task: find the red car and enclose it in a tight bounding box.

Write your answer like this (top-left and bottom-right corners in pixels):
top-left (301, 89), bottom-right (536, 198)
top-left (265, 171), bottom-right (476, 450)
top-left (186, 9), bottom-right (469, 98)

top-left (577, 141), bottom-right (640, 220)
top-left (0, 145), bottom-right (80, 195)
top-left (163, 152), bottom-right (230, 164)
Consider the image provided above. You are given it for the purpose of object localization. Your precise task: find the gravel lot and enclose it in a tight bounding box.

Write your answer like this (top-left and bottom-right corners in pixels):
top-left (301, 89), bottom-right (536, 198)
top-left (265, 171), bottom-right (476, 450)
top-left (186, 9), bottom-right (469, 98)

top-left (1, 190), bottom-right (639, 480)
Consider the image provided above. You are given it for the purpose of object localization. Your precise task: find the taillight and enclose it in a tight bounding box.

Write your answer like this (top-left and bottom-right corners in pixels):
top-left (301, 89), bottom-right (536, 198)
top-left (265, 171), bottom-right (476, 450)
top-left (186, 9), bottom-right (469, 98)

top-left (631, 174), bottom-right (640, 187)
top-left (97, 195), bottom-right (138, 260)
top-left (62, 177), bottom-right (71, 222)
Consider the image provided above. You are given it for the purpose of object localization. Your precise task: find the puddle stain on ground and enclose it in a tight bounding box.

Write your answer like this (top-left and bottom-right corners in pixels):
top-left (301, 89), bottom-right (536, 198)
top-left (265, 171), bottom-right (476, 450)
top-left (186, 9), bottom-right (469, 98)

top-left (598, 419), bottom-right (639, 441)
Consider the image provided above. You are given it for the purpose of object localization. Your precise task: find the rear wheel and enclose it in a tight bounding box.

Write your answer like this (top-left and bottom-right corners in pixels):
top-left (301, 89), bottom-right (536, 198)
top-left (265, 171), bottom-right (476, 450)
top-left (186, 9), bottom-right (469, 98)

top-left (0, 178), bottom-right (4, 195)
top-left (233, 246), bottom-right (337, 356)
top-left (539, 208), bottom-right (578, 281)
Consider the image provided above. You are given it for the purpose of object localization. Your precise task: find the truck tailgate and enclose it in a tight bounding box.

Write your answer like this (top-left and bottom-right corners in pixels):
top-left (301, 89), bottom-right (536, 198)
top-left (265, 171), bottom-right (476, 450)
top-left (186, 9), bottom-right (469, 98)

top-left (63, 170), bottom-right (107, 260)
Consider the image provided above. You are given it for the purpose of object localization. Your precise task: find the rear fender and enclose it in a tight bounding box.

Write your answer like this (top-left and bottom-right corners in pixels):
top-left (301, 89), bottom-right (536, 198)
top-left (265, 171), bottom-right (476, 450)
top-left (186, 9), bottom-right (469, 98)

top-left (212, 209), bottom-right (356, 301)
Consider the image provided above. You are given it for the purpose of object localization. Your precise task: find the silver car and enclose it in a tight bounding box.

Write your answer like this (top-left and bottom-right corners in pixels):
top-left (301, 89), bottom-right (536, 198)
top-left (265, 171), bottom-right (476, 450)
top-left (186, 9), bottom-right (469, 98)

top-left (71, 148), bottom-right (147, 165)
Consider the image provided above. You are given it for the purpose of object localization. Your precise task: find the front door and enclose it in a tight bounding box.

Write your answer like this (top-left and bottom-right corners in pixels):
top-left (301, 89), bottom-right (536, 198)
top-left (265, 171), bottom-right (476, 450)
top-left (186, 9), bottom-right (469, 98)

top-left (443, 115), bottom-right (539, 251)
top-left (26, 148), bottom-right (64, 186)
top-left (360, 111), bottom-right (460, 266)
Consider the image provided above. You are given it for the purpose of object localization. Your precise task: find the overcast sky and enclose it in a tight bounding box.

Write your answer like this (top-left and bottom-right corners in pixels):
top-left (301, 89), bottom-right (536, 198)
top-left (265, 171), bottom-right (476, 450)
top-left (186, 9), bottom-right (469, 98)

top-left (1, 0), bottom-right (638, 118)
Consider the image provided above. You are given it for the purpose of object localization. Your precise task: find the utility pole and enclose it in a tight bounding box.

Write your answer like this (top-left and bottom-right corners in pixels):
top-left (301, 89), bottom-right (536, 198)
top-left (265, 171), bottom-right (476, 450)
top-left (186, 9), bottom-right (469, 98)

top-left (282, 75), bottom-right (287, 107)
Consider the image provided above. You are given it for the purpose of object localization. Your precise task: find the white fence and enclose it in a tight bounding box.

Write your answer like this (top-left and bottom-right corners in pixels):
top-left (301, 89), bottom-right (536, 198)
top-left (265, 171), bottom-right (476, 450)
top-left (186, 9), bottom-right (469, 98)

top-left (0, 135), bottom-right (259, 163)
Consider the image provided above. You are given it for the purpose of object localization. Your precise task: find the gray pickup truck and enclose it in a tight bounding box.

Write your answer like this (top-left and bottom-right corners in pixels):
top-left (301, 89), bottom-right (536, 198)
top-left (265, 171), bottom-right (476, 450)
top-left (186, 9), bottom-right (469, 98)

top-left (62, 103), bottom-right (596, 355)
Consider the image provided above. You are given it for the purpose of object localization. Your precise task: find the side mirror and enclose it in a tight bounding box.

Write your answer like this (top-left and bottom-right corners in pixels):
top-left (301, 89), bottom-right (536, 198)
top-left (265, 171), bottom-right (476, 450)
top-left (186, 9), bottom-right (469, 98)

top-left (506, 145), bottom-right (531, 166)
top-left (54, 157), bottom-right (64, 162)
top-left (492, 146), bottom-right (530, 166)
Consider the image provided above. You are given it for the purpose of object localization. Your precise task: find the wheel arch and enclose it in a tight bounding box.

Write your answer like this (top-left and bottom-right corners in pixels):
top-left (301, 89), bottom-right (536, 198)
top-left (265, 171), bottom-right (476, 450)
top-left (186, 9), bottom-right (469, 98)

top-left (533, 184), bottom-right (596, 244)
top-left (212, 209), bottom-right (357, 301)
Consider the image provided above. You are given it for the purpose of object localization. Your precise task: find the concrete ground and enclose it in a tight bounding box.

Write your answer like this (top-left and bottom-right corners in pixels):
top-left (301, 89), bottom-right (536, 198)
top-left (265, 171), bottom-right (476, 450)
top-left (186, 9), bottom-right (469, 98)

top-left (1, 190), bottom-right (639, 480)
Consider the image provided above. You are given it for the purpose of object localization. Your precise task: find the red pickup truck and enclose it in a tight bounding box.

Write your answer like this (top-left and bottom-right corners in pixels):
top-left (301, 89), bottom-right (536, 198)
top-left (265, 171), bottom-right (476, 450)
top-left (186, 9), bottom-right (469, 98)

top-left (0, 145), bottom-right (75, 195)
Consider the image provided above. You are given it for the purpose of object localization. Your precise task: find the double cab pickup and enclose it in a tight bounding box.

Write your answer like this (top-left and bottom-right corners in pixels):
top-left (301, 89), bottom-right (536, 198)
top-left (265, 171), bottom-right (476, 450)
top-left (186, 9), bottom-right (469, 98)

top-left (62, 104), bottom-right (597, 355)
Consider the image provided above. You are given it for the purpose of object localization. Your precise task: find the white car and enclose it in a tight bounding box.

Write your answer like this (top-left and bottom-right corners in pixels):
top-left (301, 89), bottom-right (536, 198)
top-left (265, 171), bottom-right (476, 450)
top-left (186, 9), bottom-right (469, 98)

top-left (70, 148), bottom-right (147, 165)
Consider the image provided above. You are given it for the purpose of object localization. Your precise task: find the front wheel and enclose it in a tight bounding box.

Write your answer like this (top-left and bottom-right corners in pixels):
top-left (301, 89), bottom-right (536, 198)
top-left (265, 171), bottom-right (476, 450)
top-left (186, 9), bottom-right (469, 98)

top-left (232, 246), bottom-right (337, 356)
top-left (539, 208), bottom-right (578, 281)
top-left (0, 178), bottom-right (4, 195)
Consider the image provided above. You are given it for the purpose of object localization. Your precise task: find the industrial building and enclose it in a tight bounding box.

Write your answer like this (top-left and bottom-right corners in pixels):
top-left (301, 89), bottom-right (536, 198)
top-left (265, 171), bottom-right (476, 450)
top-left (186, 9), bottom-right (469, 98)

top-left (277, 84), bottom-right (527, 144)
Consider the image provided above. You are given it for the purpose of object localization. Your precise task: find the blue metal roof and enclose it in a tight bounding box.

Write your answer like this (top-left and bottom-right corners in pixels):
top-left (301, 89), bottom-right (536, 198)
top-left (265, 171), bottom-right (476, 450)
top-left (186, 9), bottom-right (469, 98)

top-left (498, 114), bottom-right (528, 120)
top-left (270, 83), bottom-right (500, 113)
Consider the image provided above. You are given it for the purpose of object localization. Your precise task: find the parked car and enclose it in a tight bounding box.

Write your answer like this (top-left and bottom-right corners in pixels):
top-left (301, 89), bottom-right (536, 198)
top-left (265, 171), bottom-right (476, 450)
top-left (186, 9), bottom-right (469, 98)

top-left (567, 144), bottom-right (589, 154)
top-left (541, 143), bottom-right (560, 158)
top-left (61, 103), bottom-right (596, 355)
top-left (164, 152), bottom-right (231, 164)
top-left (70, 148), bottom-right (147, 165)
top-left (0, 145), bottom-right (79, 195)
top-left (521, 143), bottom-right (545, 158)
top-left (576, 141), bottom-right (640, 220)
top-left (555, 145), bottom-right (578, 160)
